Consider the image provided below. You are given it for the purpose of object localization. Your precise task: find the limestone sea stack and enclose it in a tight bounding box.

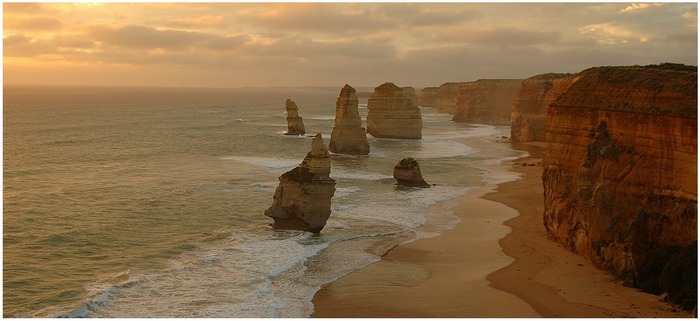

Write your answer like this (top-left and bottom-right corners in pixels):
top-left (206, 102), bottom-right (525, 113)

top-left (510, 73), bottom-right (578, 143)
top-left (284, 99), bottom-right (305, 135)
top-left (542, 64), bottom-right (697, 308)
top-left (329, 84), bottom-right (370, 155)
top-left (366, 82), bottom-right (422, 139)
top-left (264, 133), bottom-right (336, 233)
top-left (393, 157), bottom-right (430, 187)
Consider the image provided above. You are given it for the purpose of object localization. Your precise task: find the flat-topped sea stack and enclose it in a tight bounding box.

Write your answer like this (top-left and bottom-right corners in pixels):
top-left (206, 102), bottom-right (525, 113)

top-left (451, 79), bottom-right (523, 125)
top-left (511, 73), bottom-right (578, 143)
top-left (264, 133), bottom-right (336, 233)
top-left (329, 84), bottom-right (370, 155)
top-left (393, 157), bottom-right (430, 188)
top-left (366, 82), bottom-right (422, 139)
top-left (284, 99), bottom-right (305, 135)
top-left (418, 87), bottom-right (438, 107)
top-left (435, 82), bottom-right (463, 114)
top-left (542, 64), bottom-right (697, 308)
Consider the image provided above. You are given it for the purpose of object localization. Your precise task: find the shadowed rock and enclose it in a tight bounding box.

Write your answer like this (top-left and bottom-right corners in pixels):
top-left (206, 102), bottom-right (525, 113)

top-left (393, 157), bottom-right (430, 188)
top-left (264, 133), bottom-right (336, 233)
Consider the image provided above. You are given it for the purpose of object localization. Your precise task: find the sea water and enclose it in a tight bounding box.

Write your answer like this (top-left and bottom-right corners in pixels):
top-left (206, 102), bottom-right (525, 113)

top-left (3, 85), bottom-right (526, 317)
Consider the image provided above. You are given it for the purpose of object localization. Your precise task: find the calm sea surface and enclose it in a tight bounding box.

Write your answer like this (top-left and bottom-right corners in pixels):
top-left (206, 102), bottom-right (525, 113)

top-left (4, 85), bottom-right (525, 317)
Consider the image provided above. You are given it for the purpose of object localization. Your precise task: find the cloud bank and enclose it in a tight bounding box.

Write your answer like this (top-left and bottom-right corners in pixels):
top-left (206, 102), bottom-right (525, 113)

top-left (3, 2), bottom-right (697, 88)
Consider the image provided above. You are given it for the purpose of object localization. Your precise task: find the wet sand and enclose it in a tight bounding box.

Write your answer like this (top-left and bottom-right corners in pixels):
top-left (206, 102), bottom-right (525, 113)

top-left (311, 142), bottom-right (691, 318)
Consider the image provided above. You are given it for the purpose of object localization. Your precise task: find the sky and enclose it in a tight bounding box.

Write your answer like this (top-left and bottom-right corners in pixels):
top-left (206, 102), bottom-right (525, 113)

top-left (3, 2), bottom-right (698, 88)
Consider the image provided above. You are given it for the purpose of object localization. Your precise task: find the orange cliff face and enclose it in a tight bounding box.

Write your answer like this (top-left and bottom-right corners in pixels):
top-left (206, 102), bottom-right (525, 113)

top-left (435, 82), bottom-right (463, 114)
top-left (452, 79), bottom-right (522, 125)
top-left (542, 66), bottom-right (697, 286)
top-left (511, 73), bottom-right (577, 143)
top-left (418, 87), bottom-right (438, 107)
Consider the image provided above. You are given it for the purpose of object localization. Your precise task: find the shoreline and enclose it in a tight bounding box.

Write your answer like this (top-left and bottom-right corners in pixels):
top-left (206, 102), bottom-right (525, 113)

top-left (311, 142), bottom-right (691, 318)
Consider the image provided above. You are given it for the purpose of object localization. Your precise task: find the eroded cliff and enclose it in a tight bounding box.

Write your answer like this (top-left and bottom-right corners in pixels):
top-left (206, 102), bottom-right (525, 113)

top-left (418, 87), bottom-right (438, 107)
top-left (435, 82), bottom-right (463, 114)
top-left (511, 73), bottom-right (577, 143)
top-left (542, 65), bottom-right (697, 307)
top-left (452, 79), bottom-right (523, 125)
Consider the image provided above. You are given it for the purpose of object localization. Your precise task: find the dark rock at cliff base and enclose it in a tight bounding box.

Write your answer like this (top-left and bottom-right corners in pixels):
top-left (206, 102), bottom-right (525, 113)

top-left (393, 157), bottom-right (430, 188)
top-left (264, 133), bottom-right (336, 233)
top-left (284, 99), bottom-right (305, 135)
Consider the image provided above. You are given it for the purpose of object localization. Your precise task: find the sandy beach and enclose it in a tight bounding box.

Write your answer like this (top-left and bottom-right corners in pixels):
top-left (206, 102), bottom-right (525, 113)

top-left (311, 142), bottom-right (692, 318)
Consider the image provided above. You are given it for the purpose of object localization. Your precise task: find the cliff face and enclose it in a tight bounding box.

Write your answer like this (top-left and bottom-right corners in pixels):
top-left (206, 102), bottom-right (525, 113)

top-left (284, 99), bottom-right (306, 135)
top-left (402, 87), bottom-right (418, 108)
top-left (452, 79), bottom-right (523, 125)
top-left (542, 66), bottom-right (697, 283)
top-left (329, 84), bottom-right (370, 155)
top-left (418, 87), bottom-right (438, 107)
top-left (511, 73), bottom-right (577, 143)
top-left (265, 133), bottom-right (336, 233)
top-left (435, 82), bottom-right (463, 114)
top-left (366, 82), bottom-right (422, 139)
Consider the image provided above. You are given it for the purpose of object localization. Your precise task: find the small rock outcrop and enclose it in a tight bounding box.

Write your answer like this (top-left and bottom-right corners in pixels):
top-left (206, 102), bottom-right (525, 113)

top-left (366, 82), bottom-right (422, 139)
top-left (542, 65), bottom-right (697, 308)
top-left (264, 133), bottom-right (336, 233)
top-left (418, 87), bottom-right (438, 107)
top-left (511, 73), bottom-right (578, 142)
top-left (329, 84), bottom-right (370, 155)
top-left (284, 99), bottom-right (305, 135)
top-left (393, 157), bottom-right (430, 187)
top-left (451, 79), bottom-right (523, 125)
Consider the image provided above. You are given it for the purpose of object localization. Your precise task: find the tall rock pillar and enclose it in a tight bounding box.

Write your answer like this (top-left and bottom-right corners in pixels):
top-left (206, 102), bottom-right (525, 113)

top-left (329, 84), bottom-right (370, 155)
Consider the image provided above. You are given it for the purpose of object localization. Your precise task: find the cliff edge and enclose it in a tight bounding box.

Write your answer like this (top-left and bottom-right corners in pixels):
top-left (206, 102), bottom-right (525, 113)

top-left (542, 65), bottom-right (697, 309)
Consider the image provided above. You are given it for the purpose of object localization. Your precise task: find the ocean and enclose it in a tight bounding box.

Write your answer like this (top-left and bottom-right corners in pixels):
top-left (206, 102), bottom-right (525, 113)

top-left (3, 84), bottom-right (526, 317)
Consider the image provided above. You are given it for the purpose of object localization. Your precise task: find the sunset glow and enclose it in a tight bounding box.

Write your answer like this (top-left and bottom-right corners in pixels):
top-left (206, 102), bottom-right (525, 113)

top-left (3, 2), bottom-right (697, 88)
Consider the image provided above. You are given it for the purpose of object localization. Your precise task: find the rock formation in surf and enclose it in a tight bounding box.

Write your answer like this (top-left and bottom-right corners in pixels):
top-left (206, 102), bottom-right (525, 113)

top-left (393, 157), bottom-right (430, 188)
top-left (418, 87), bottom-right (438, 107)
top-left (366, 82), bottom-right (422, 139)
top-left (264, 133), bottom-right (336, 233)
top-left (329, 84), bottom-right (370, 155)
top-left (284, 99), bottom-right (306, 135)
top-left (510, 73), bottom-right (578, 143)
top-left (542, 64), bottom-right (697, 309)
top-left (451, 79), bottom-right (523, 125)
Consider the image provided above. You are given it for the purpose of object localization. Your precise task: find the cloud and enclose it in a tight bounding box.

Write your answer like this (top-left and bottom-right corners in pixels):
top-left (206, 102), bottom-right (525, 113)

top-left (579, 23), bottom-right (650, 44)
top-left (426, 27), bottom-right (560, 47)
top-left (618, 3), bottom-right (665, 13)
top-left (89, 24), bottom-right (247, 51)
top-left (235, 3), bottom-right (394, 34)
top-left (373, 3), bottom-right (480, 27)
top-left (4, 16), bottom-right (63, 31)
top-left (240, 35), bottom-right (396, 60)
top-left (164, 15), bottom-right (225, 29)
